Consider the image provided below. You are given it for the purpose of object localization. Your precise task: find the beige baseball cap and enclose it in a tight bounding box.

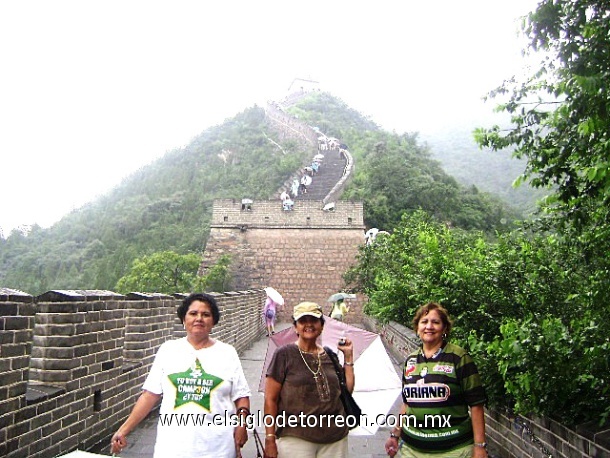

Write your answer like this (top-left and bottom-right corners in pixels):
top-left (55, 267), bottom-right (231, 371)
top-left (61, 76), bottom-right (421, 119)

top-left (293, 302), bottom-right (323, 320)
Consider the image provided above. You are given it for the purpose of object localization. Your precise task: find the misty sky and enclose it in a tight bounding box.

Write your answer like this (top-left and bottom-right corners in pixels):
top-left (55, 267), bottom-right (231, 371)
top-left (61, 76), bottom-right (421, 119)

top-left (0, 0), bottom-right (540, 236)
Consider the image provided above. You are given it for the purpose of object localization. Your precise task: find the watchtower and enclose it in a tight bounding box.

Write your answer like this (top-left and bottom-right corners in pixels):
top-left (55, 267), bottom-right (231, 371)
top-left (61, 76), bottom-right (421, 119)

top-left (199, 199), bottom-right (365, 322)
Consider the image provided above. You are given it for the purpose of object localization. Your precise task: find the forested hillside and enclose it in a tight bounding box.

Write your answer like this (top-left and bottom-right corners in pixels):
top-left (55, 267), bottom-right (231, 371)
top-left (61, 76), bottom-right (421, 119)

top-left (286, 93), bottom-right (524, 232)
top-left (421, 123), bottom-right (547, 215)
top-left (0, 93), bottom-right (535, 295)
top-left (0, 107), bottom-right (309, 294)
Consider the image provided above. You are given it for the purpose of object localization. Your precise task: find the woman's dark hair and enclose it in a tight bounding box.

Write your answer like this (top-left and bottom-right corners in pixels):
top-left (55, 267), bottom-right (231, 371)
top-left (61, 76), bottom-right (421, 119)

top-left (177, 293), bottom-right (220, 325)
top-left (412, 302), bottom-right (453, 336)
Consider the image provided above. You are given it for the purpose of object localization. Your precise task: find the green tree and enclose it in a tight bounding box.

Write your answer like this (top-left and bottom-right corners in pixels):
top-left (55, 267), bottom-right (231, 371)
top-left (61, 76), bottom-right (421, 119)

top-left (472, 1), bottom-right (610, 424)
top-left (193, 254), bottom-right (233, 293)
top-left (345, 210), bottom-right (609, 425)
top-left (474, 0), bottom-right (610, 241)
top-left (115, 251), bottom-right (201, 294)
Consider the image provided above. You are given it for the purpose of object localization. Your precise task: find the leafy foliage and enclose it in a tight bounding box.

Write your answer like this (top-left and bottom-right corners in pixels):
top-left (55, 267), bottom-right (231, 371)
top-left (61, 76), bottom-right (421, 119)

top-left (346, 0), bottom-right (610, 426)
top-left (115, 251), bottom-right (202, 295)
top-left (471, 0), bottom-right (610, 424)
top-left (346, 211), bottom-right (609, 425)
top-left (193, 254), bottom-right (232, 293)
top-left (474, 0), bottom-right (610, 238)
top-left (115, 251), bottom-right (233, 295)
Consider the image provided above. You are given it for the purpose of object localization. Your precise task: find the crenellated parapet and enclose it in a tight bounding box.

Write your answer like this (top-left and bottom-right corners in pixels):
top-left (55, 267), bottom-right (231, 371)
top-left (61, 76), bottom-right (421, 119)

top-left (210, 198), bottom-right (364, 229)
top-left (265, 101), bottom-right (319, 148)
top-left (0, 288), bottom-right (266, 458)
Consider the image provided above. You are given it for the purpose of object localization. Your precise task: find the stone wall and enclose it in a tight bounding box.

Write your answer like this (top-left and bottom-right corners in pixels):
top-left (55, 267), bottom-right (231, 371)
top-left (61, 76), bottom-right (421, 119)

top-left (201, 199), bottom-right (367, 322)
top-left (265, 101), bottom-right (319, 148)
top-left (209, 199), bottom-right (364, 228)
top-left (0, 288), bottom-right (266, 458)
top-left (363, 316), bottom-right (610, 458)
top-left (0, 290), bottom-right (36, 456)
top-left (265, 100), bottom-right (356, 206)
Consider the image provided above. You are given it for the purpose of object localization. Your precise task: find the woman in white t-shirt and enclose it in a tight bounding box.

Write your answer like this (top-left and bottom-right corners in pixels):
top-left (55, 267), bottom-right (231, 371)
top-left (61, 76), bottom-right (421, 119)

top-left (111, 293), bottom-right (251, 458)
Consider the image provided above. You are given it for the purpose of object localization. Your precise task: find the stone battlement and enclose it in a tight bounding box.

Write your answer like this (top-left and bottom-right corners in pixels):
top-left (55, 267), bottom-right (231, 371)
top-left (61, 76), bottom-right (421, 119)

top-left (0, 288), bottom-right (266, 458)
top-left (211, 199), bottom-right (364, 229)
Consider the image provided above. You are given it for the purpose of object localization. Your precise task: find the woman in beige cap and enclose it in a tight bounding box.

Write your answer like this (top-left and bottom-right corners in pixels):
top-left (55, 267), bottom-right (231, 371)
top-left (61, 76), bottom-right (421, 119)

top-left (264, 302), bottom-right (355, 458)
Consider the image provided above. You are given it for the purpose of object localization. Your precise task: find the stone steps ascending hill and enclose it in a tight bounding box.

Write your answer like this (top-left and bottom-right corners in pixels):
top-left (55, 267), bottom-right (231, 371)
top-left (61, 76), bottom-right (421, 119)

top-left (296, 149), bottom-right (347, 202)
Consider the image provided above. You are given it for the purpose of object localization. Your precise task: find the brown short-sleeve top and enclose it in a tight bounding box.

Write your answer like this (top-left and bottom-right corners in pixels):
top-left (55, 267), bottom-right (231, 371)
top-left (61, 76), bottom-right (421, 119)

top-left (266, 343), bottom-right (349, 443)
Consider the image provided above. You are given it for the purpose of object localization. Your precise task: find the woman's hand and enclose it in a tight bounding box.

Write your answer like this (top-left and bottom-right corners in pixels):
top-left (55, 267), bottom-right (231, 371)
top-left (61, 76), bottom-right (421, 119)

top-left (337, 338), bottom-right (354, 356)
top-left (234, 424), bottom-right (248, 448)
top-left (109, 390), bottom-right (160, 455)
top-left (384, 436), bottom-right (399, 457)
top-left (264, 436), bottom-right (278, 458)
top-left (337, 338), bottom-right (355, 392)
top-left (337, 338), bottom-right (354, 365)
top-left (473, 444), bottom-right (488, 457)
top-left (110, 430), bottom-right (127, 454)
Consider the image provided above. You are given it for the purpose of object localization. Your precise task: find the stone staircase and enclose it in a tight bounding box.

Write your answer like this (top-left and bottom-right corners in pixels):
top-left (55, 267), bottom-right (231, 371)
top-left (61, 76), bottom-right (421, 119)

top-left (296, 149), bottom-right (347, 202)
top-left (266, 96), bottom-right (354, 205)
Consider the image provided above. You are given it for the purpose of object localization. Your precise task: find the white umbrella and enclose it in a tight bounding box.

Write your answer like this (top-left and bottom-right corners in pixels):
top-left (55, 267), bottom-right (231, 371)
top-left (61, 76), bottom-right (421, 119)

top-left (314, 153), bottom-right (324, 160)
top-left (327, 292), bottom-right (357, 303)
top-left (259, 318), bottom-right (401, 435)
top-left (264, 287), bottom-right (284, 306)
top-left (57, 451), bottom-right (108, 457)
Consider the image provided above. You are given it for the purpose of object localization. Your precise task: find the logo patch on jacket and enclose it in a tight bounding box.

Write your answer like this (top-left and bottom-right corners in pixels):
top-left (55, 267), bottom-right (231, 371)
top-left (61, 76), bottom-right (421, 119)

top-left (404, 358), bottom-right (417, 378)
top-left (403, 383), bottom-right (450, 402)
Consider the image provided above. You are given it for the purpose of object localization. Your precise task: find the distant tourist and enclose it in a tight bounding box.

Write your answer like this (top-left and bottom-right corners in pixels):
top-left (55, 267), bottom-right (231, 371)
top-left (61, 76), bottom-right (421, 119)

top-left (300, 175), bottom-right (312, 194)
top-left (283, 199), bottom-right (294, 211)
top-left (291, 179), bottom-right (300, 197)
top-left (263, 295), bottom-right (280, 336)
top-left (330, 298), bottom-right (350, 321)
top-left (110, 293), bottom-right (251, 458)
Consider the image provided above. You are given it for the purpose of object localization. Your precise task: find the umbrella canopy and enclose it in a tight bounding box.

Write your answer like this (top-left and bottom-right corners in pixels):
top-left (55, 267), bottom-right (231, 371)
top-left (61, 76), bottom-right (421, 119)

top-left (264, 287), bottom-right (284, 306)
top-left (57, 451), bottom-right (108, 457)
top-left (314, 153), bottom-right (324, 160)
top-left (327, 292), bottom-right (357, 303)
top-left (259, 318), bottom-right (401, 435)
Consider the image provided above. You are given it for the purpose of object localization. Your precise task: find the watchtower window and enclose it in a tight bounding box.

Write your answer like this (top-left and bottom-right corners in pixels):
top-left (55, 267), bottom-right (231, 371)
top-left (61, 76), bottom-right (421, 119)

top-left (348, 217), bottom-right (353, 224)
top-left (241, 198), bottom-right (253, 211)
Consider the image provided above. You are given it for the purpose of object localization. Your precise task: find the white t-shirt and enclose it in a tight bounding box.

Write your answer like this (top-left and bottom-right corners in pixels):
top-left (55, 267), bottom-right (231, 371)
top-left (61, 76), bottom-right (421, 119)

top-left (143, 338), bottom-right (251, 458)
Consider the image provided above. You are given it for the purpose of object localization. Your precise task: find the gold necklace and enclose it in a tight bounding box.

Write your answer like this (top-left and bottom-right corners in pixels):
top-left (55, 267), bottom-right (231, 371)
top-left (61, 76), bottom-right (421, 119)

top-left (297, 344), bottom-right (322, 380)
